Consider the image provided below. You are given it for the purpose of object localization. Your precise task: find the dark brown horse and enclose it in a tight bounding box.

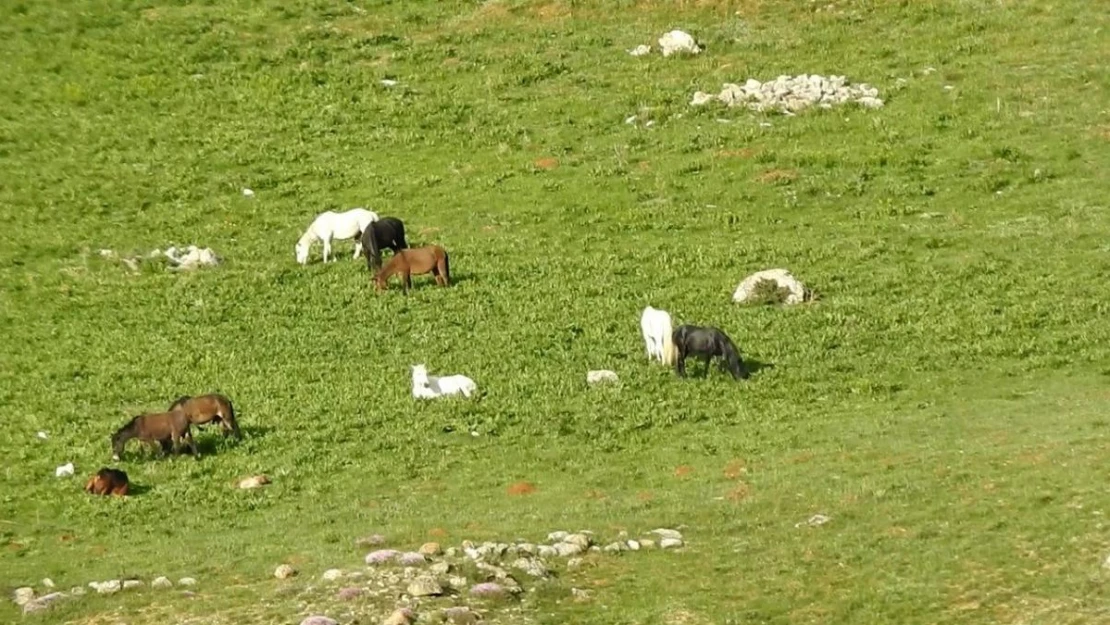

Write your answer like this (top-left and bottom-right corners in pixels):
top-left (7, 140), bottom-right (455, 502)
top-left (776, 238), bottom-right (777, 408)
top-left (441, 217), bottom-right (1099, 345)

top-left (168, 393), bottom-right (241, 440)
top-left (84, 468), bottom-right (130, 496)
top-left (373, 245), bottom-right (450, 294)
top-left (111, 409), bottom-right (198, 460)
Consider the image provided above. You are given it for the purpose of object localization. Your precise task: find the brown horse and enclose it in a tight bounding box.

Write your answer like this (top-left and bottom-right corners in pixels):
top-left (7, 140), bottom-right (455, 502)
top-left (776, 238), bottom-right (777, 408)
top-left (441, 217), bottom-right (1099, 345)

top-left (373, 245), bottom-right (450, 294)
top-left (169, 394), bottom-right (241, 440)
top-left (111, 409), bottom-right (198, 460)
top-left (84, 468), bottom-right (130, 496)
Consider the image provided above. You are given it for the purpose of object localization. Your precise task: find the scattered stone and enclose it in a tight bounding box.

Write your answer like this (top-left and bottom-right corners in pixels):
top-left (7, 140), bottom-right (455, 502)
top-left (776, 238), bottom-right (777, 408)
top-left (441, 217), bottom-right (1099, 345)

top-left (241, 188), bottom-right (255, 197)
top-left (322, 569), bottom-right (344, 581)
top-left (554, 542), bottom-right (584, 557)
top-left (537, 545), bottom-right (557, 558)
top-left (602, 542), bottom-right (624, 553)
top-left (366, 549), bottom-right (401, 565)
top-left (571, 587), bottom-right (593, 602)
top-left (238, 475), bottom-right (270, 489)
top-left (69, 586), bottom-right (86, 596)
top-left (22, 592), bottom-right (66, 614)
top-left (274, 564), bottom-right (297, 580)
top-left (626, 540), bottom-right (641, 551)
top-left (151, 577), bottom-right (173, 589)
top-left (659, 30), bottom-right (701, 57)
top-left (94, 580), bottom-right (121, 594)
top-left (442, 606), bottom-right (479, 625)
top-left (640, 539), bottom-right (657, 549)
top-left (447, 575), bottom-right (469, 590)
top-left (588, 546), bottom-right (601, 553)
top-left (55, 462), bottom-right (74, 478)
top-left (796, 514), bottom-right (832, 528)
top-left (13, 587), bottom-right (35, 605)
top-left (476, 562), bottom-right (511, 581)
top-left (511, 557), bottom-right (549, 578)
top-left (357, 534), bottom-right (387, 548)
top-left (300, 617), bottom-right (338, 625)
top-left (418, 542), bottom-right (442, 556)
top-left (651, 529), bottom-right (683, 540)
top-left (567, 557), bottom-right (583, 569)
top-left (692, 75), bottom-right (882, 113)
top-left (160, 245), bottom-right (220, 271)
top-left (380, 79), bottom-right (399, 87)
top-left (546, 531), bottom-right (569, 542)
top-left (429, 561), bottom-right (451, 575)
top-left (407, 575), bottom-right (443, 597)
top-left (469, 582), bottom-right (507, 598)
top-left (122, 579), bottom-right (144, 590)
top-left (627, 44), bottom-right (652, 57)
top-left (399, 552), bottom-right (427, 566)
top-left (383, 608), bottom-right (414, 625)
top-left (587, 369), bottom-right (619, 385)
top-left (178, 577), bottom-right (197, 586)
top-left (337, 586), bottom-right (363, 601)
top-left (565, 533), bottom-right (591, 549)
top-left (516, 543), bottom-right (536, 555)
top-left (41, 578), bottom-right (55, 589)
top-left (444, 547), bottom-right (458, 558)
top-left (660, 538), bottom-right (684, 549)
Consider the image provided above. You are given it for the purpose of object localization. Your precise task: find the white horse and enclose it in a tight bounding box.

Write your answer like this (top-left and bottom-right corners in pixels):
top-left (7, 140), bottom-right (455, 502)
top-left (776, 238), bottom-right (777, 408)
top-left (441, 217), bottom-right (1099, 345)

top-left (411, 364), bottom-right (477, 399)
top-left (640, 306), bottom-right (676, 366)
top-left (295, 208), bottom-right (379, 265)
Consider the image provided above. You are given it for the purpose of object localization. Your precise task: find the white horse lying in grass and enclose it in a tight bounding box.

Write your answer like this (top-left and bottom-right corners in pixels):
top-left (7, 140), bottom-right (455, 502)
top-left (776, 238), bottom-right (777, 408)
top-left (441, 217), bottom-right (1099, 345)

top-left (295, 208), bottom-right (379, 265)
top-left (411, 364), bottom-right (477, 399)
top-left (641, 305), bottom-right (676, 366)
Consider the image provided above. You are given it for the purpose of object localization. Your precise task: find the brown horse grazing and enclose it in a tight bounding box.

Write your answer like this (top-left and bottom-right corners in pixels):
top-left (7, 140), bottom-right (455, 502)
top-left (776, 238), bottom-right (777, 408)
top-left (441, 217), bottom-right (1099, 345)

top-left (373, 245), bottom-right (450, 294)
top-left (84, 468), bottom-right (130, 496)
top-left (111, 409), bottom-right (198, 460)
top-left (168, 394), bottom-right (241, 440)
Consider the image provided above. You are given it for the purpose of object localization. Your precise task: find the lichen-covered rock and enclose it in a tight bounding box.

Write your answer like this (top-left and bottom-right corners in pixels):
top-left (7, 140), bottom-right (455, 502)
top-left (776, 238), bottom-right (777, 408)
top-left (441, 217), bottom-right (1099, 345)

top-left (365, 549), bottom-right (400, 565)
top-left (418, 542), bottom-right (442, 556)
top-left (13, 587), bottom-right (35, 606)
top-left (398, 552), bottom-right (427, 567)
top-left (406, 575), bottom-right (443, 597)
top-left (178, 577), bottom-right (197, 586)
top-left (151, 577), bottom-right (173, 589)
top-left (732, 269), bottom-right (809, 305)
top-left (274, 564), bottom-right (297, 579)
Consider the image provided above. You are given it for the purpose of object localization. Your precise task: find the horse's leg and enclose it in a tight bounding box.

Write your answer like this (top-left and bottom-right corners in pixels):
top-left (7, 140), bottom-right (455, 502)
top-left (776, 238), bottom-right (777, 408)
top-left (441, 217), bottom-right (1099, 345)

top-left (675, 347), bottom-right (687, 377)
top-left (402, 271), bottom-right (412, 294)
top-left (186, 430), bottom-right (199, 458)
top-left (701, 355), bottom-right (712, 377)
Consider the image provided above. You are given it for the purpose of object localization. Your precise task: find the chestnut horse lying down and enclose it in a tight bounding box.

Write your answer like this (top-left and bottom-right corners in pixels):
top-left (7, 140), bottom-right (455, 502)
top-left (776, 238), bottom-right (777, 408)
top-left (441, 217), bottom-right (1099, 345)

top-left (85, 468), bottom-right (130, 496)
top-left (111, 409), bottom-right (198, 460)
top-left (169, 393), bottom-right (241, 440)
top-left (373, 245), bottom-right (450, 294)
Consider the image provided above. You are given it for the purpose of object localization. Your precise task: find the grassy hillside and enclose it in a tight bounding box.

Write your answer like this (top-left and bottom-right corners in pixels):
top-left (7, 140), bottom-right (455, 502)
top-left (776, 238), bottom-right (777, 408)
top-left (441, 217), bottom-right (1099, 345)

top-left (1, 0), bottom-right (1108, 623)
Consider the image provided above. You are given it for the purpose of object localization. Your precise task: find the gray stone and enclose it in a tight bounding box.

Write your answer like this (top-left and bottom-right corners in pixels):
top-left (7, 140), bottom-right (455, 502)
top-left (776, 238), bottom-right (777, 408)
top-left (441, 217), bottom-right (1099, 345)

top-left (151, 576), bottom-right (173, 589)
top-left (564, 533), bottom-right (591, 549)
top-left (546, 531), bottom-right (569, 542)
top-left (447, 575), bottom-right (469, 590)
top-left (178, 577), bottom-right (197, 586)
top-left (418, 542), bottom-right (442, 556)
top-left (383, 608), bottom-right (414, 625)
top-left (41, 578), bottom-right (55, 589)
top-left (626, 540), bottom-right (641, 551)
top-left (69, 586), bottom-right (86, 596)
top-left (122, 579), bottom-right (144, 590)
top-left (274, 564), bottom-right (297, 579)
top-left (660, 537), bottom-right (684, 549)
top-left (650, 528), bottom-right (684, 540)
top-left (537, 545), bottom-right (557, 558)
top-left (603, 542), bottom-right (625, 553)
top-left (510, 557), bottom-right (549, 578)
top-left (13, 587), bottom-right (35, 606)
top-left (95, 580), bottom-right (121, 594)
top-left (407, 575), bottom-right (443, 597)
top-left (442, 606), bottom-right (479, 625)
top-left (516, 543), bottom-right (536, 555)
top-left (553, 542), bottom-right (584, 557)
top-left (356, 534), bottom-right (387, 548)
top-left (22, 592), bottom-right (66, 614)
top-left (429, 561), bottom-right (451, 575)
top-left (322, 569), bottom-right (344, 581)
top-left (639, 539), bottom-right (657, 549)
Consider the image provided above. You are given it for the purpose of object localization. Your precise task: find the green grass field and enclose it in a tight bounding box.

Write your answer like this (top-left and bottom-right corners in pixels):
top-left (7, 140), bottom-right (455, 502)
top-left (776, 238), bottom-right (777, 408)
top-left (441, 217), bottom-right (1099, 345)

top-left (2, 0), bottom-right (1109, 623)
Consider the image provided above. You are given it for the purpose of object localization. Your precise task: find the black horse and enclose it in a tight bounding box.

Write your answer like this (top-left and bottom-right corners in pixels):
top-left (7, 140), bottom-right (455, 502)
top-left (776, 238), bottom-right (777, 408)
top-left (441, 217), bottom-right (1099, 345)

top-left (359, 217), bottom-right (409, 272)
top-left (672, 324), bottom-right (750, 380)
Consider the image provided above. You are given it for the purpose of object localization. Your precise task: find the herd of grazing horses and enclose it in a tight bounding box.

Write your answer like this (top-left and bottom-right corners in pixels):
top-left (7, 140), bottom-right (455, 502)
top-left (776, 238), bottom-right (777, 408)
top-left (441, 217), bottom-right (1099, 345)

top-left (97, 206), bottom-right (750, 486)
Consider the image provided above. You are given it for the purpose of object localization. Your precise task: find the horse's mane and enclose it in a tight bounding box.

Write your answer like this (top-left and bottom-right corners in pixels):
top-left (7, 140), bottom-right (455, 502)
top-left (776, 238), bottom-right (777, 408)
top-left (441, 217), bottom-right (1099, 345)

top-left (169, 395), bottom-right (191, 410)
top-left (112, 414), bottom-right (144, 438)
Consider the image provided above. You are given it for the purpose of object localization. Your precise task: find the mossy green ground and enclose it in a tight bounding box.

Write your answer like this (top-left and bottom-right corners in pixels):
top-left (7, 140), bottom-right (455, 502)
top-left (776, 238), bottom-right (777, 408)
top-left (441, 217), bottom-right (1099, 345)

top-left (1, 0), bottom-right (1108, 623)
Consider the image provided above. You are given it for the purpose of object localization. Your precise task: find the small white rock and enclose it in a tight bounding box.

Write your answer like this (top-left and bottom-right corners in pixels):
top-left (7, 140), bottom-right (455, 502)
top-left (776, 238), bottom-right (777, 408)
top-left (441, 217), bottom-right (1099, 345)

top-left (660, 538), bottom-right (684, 549)
top-left (274, 564), bottom-right (297, 579)
top-left (55, 463), bottom-right (74, 478)
top-left (626, 540), bottom-right (641, 551)
top-left (651, 528), bottom-right (683, 540)
top-left (41, 578), bottom-right (54, 589)
top-left (95, 580), bottom-right (121, 594)
top-left (627, 44), bottom-right (652, 57)
top-left (241, 188), bottom-right (255, 197)
top-left (547, 531), bottom-right (569, 542)
top-left (322, 568), bottom-right (343, 581)
top-left (151, 577), bottom-right (173, 589)
top-left (36, 431), bottom-right (48, 440)
top-left (177, 577), bottom-right (197, 586)
top-left (122, 580), bottom-right (144, 590)
top-left (381, 79), bottom-right (398, 87)
top-left (13, 587), bottom-right (34, 605)
top-left (658, 29), bottom-right (701, 57)
top-left (69, 586), bottom-right (85, 596)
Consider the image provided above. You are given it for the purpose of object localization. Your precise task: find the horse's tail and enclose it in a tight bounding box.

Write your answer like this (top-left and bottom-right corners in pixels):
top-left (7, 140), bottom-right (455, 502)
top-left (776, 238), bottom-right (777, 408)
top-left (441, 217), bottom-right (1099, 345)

top-left (223, 397), bottom-right (242, 440)
top-left (366, 224), bottom-right (382, 269)
top-left (395, 220), bottom-right (408, 249)
top-left (661, 313), bottom-right (676, 366)
top-left (442, 250), bottom-right (451, 283)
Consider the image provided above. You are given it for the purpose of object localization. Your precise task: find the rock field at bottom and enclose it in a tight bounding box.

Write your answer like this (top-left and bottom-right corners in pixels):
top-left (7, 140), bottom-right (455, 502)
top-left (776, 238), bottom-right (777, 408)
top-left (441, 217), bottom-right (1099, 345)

top-left (8, 527), bottom-right (688, 621)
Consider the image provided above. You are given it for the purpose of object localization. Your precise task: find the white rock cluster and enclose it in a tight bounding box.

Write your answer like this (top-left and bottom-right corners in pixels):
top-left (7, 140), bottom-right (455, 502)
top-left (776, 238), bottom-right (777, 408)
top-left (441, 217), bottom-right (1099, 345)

top-left (627, 29), bottom-right (701, 58)
top-left (732, 268), bottom-right (810, 305)
top-left (158, 245), bottom-right (220, 270)
top-left (692, 75), bottom-right (883, 113)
